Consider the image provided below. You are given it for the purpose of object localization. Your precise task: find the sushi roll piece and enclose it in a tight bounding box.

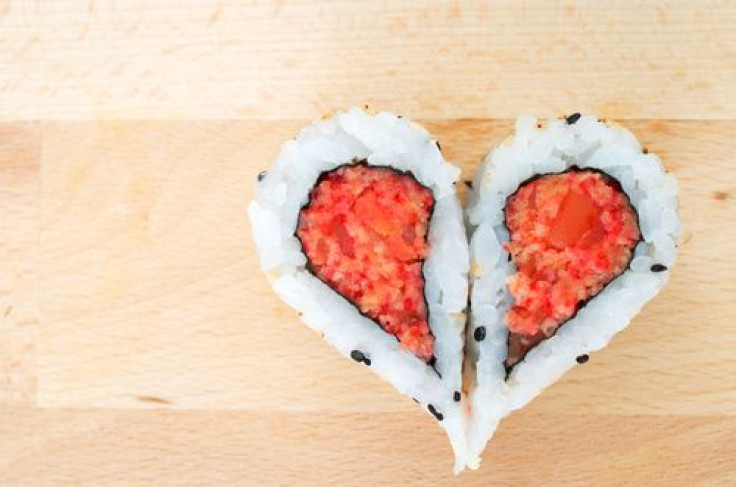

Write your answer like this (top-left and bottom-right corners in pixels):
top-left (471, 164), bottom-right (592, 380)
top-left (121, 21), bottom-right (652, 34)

top-left (465, 114), bottom-right (681, 469)
top-left (248, 108), bottom-right (470, 472)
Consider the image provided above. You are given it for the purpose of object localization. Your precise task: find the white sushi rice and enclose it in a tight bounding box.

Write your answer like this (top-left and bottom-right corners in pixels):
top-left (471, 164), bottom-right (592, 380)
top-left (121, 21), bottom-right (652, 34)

top-left (248, 108), bottom-right (470, 472)
top-left (465, 115), bottom-right (681, 469)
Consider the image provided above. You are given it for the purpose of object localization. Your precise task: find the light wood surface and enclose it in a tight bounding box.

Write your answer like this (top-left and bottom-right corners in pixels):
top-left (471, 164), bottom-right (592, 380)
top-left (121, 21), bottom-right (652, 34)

top-left (2, 2), bottom-right (736, 486)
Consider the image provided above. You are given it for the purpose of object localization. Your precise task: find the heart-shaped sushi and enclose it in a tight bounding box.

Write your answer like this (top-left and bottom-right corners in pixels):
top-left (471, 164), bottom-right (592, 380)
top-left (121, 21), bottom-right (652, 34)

top-left (250, 110), bottom-right (681, 473)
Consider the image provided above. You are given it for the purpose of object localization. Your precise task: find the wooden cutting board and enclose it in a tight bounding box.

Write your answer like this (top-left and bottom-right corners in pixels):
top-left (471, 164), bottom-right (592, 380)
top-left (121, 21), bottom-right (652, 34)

top-left (2, 2), bottom-right (736, 486)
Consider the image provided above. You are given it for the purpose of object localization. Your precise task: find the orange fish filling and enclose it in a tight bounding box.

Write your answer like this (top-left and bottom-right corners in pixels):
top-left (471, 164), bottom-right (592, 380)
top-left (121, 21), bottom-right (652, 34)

top-left (504, 169), bottom-right (640, 366)
top-left (296, 164), bottom-right (435, 361)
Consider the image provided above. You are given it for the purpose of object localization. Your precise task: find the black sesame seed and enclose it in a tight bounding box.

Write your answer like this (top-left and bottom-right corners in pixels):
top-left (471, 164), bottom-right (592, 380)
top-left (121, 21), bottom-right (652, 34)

top-left (464, 180), bottom-right (473, 189)
top-left (453, 391), bottom-right (461, 402)
top-left (435, 140), bottom-right (442, 151)
top-left (474, 326), bottom-right (486, 342)
top-left (576, 354), bottom-right (589, 364)
top-left (363, 358), bottom-right (372, 366)
top-left (428, 404), bottom-right (444, 421)
top-left (350, 350), bottom-right (365, 363)
top-left (257, 171), bottom-right (267, 182)
top-left (412, 397), bottom-right (419, 403)
top-left (643, 148), bottom-right (649, 154)
top-left (566, 113), bottom-right (582, 125)
top-left (651, 264), bottom-right (668, 273)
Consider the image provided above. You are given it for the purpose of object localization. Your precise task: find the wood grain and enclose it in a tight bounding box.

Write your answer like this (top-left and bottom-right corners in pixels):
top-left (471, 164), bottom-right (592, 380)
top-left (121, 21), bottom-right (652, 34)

top-left (0, 123), bottom-right (39, 405)
top-left (1, 409), bottom-right (735, 486)
top-left (2, 1), bottom-right (736, 121)
top-left (2, 1), bottom-right (736, 485)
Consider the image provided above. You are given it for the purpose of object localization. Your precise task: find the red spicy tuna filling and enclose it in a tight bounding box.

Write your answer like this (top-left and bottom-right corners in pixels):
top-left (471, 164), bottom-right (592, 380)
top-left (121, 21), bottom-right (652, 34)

top-left (296, 163), bottom-right (435, 361)
top-left (503, 168), bottom-right (640, 368)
